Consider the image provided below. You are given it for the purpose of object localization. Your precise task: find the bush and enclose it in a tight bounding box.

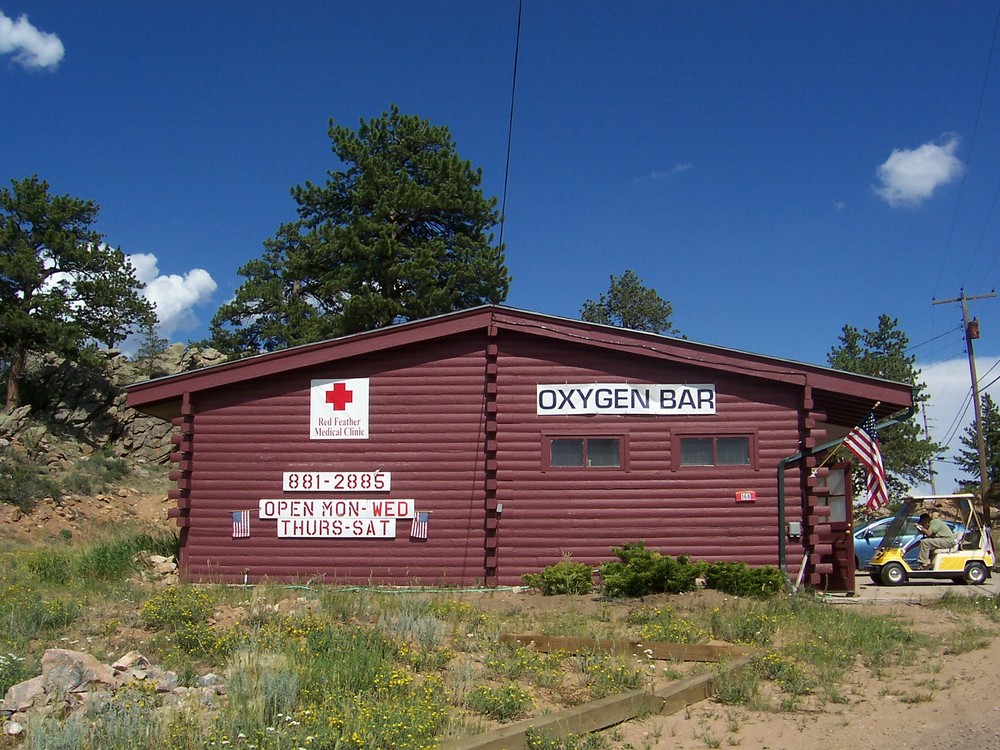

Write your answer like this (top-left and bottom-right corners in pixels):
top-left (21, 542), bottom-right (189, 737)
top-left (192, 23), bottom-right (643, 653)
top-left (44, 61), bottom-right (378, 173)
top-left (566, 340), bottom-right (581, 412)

top-left (0, 450), bottom-right (61, 511)
top-left (466, 684), bottom-right (533, 721)
top-left (702, 562), bottom-right (786, 598)
top-left (76, 532), bottom-right (178, 581)
top-left (141, 586), bottom-right (215, 630)
top-left (61, 451), bottom-right (130, 496)
top-left (522, 557), bottom-right (594, 595)
top-left (598, 541), bottom-right (700, 598)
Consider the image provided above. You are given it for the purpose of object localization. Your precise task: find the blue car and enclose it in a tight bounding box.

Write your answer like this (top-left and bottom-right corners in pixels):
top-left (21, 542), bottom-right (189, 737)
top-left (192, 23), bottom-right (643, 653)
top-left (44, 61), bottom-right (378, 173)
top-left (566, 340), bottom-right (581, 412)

top-left (854, 516), bottom-right (965, 570)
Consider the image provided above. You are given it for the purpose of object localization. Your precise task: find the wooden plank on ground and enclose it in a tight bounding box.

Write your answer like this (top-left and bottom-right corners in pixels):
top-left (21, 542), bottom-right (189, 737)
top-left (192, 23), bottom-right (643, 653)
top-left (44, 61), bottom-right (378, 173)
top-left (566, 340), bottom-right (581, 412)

top-left (499, 634), bottom-right (754, 661)
top-left (440, 653), bottom-right (756, 750)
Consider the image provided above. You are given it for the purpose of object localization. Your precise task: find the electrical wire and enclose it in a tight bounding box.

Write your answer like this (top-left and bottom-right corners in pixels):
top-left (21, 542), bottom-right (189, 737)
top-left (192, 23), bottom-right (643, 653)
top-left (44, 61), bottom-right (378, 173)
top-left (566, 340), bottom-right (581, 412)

top-left (943, 3), bottom-right (1000, 283)
top-left (963, 4), bottom-right (1000, 281)
top-left (496, 0), bottom-right (523, 259)
top-left (905, 323), bottom-right (964, 354)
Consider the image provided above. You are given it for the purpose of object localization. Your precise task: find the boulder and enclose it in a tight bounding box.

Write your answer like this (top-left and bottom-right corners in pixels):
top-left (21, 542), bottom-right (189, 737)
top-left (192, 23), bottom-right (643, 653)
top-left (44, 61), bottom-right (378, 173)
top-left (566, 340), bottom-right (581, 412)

top-left (40, 649), bottom-right (117, 694)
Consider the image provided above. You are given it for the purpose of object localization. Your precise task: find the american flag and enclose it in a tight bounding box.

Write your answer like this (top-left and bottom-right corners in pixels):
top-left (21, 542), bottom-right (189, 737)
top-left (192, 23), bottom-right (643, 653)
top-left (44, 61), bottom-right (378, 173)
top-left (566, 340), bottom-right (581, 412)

top-left (232, 510), bottom-right (251, 539)
top-left (410, 511), bottom-right (429, 540)
top-left (843, 411), bottom-right (890, 511)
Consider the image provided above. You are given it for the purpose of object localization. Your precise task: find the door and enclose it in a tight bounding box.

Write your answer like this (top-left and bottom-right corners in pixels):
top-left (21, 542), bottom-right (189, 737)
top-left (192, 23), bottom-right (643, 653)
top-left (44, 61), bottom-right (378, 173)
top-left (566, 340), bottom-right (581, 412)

top-left (818, 463), bottom-right (855, 593)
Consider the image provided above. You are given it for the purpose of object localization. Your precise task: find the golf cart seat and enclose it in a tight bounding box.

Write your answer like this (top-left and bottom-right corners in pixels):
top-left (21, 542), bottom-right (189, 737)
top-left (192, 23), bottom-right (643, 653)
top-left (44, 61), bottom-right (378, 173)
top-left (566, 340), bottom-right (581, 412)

top-left (932, 532), bottom-right (963, 557)
top-left (961, 528), bottom-right (982, 550)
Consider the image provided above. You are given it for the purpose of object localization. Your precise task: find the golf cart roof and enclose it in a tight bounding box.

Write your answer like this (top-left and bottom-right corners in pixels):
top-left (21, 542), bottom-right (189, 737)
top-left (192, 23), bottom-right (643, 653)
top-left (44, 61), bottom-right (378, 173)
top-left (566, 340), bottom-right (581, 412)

top-left (905, 494), bottom-right (976, 501)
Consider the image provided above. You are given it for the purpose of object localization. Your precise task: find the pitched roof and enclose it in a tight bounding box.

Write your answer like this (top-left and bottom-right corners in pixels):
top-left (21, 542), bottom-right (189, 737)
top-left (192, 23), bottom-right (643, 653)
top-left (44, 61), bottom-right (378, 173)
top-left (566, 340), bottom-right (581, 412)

top-left (126, 305), bottom-right (914, 425)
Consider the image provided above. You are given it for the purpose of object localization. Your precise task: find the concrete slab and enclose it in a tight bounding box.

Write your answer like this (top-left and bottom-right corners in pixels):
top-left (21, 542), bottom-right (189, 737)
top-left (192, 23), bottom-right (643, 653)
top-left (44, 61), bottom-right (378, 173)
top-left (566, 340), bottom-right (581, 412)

top-left (819, 570), bottom-right (1000, 604)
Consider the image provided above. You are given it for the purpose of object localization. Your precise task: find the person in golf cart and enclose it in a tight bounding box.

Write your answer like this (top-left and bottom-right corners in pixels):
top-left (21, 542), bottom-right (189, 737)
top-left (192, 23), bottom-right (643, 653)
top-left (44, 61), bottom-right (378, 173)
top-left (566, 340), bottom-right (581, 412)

top-left (915, 511), bottom-right (957, 570)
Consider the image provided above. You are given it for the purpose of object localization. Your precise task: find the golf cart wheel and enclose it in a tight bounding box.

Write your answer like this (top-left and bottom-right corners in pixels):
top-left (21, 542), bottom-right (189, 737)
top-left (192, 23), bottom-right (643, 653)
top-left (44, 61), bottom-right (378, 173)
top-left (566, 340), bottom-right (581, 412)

top-left (964, 561), bottom-right (988, 585)
top-left (869, 572), bottom-right (881, 584)
top-left (881, 562), bottom-right (907, 586)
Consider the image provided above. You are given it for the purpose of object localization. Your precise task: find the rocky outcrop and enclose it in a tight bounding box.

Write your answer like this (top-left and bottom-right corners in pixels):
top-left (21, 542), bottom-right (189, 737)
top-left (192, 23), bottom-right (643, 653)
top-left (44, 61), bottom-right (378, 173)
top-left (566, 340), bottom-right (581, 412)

top-left (1, 345), bottom-right (226, 466)
top-left (0, 648), bottom-right (219, 730)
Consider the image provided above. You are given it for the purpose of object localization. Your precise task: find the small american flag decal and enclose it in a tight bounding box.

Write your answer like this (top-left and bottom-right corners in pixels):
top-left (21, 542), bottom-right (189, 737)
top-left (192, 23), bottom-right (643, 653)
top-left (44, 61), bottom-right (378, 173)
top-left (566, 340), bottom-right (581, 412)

top-left (410, 511), bottom-right (429, 540)
top-left (232, 510), bottom-right (250, 538)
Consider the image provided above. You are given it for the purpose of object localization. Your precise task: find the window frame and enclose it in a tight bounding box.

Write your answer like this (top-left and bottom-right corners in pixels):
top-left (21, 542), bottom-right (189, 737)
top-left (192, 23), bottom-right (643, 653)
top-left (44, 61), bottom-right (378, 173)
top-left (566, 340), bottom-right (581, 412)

top-left (542, 429), bottom-right (629, 471)
top-left (671, 430), bottom-right (758, 471)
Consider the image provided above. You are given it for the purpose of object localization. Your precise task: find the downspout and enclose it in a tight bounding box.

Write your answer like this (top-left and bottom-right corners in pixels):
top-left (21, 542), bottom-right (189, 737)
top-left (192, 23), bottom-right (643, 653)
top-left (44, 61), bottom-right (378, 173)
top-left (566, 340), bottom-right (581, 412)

top-left (776, 394), bottom-right (918, 572)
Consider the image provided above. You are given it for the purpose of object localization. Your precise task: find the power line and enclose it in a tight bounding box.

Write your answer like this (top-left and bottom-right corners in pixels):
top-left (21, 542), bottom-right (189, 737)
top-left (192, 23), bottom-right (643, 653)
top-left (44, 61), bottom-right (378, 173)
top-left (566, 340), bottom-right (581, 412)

top-left (497, 0), bottom-right (523, 259)
top-left (948, 4), bottom-right (1000, 281)
top-left (905, 323), bottom-right (964, 354)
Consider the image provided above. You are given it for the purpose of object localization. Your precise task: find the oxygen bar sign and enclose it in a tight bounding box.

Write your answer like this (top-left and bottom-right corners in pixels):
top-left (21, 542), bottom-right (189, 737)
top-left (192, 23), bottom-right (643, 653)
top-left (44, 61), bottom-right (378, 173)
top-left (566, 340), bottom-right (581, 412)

top-left (536, 383), bottom-right (716, 416)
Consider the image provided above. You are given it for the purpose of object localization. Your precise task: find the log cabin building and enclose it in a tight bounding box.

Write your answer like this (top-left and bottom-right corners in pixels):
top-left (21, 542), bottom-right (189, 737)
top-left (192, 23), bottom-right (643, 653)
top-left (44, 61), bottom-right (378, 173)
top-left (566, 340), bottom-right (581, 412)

top-left (126, 306), bottom-right (915, 592)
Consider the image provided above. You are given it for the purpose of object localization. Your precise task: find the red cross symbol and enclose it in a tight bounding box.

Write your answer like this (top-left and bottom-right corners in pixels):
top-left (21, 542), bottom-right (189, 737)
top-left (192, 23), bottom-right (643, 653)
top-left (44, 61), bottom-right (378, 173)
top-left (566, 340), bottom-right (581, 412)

top-left (325, 382), bottom-right (353, 410)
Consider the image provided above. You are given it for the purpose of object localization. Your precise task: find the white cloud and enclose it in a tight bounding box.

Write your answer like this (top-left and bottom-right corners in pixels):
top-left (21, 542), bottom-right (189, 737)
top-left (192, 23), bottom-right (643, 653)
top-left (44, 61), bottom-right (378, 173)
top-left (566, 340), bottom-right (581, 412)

top-left (128, 253), bottom-right (217, 339)
top-left (874, 135), bottom-right (964, 207)
top-left (0, 12), bottom-right (64, 70)
top-left (648, 164), bottom-right (693, 181)
top-left (918, 355), bottom-right (1000, 493)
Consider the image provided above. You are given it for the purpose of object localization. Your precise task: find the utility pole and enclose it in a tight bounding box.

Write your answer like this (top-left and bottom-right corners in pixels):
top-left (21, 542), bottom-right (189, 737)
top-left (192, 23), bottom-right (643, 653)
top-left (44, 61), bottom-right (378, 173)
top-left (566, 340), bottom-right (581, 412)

top-left (932, 289), bottom-right (996, 524)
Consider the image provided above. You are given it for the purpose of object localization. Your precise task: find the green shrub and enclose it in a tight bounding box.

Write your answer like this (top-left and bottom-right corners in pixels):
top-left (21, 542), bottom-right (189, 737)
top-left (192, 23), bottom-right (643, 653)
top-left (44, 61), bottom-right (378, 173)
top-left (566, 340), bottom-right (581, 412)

top-left (61, 451), bottom-right (130, 496)
top-left (224, 649), bottom-right (300, 734)
top-left (712, 661), bottom-right (760, 706)
top-left (23, 548), bottom-right (74, 584)
top-left (598, 541), bottom-right (700, 598)
top-left (466, 684), bottom-right (533, 721)
top-left (23, 713), bottom-right (89, 750)
top-left (702, 562), bottom-right (786, 598)
top-left (522, 557), bottom-right (594, 595)
top-left (86, 682), bottom-right (162, 748)
top-left (710, 606), bottom-right (778, 646)
top-left (172, 620), bottom-right (238, 658)
top-left (577, 650), bottom-right (646, 698)
top-left (141, 586), bottom-right (215, 630)
top-left (636, 606), bottom-right (711, 644)
top-left (76, 531), bottom-right (177, 581)
top-left (0, 450), bottom-right (61, 511)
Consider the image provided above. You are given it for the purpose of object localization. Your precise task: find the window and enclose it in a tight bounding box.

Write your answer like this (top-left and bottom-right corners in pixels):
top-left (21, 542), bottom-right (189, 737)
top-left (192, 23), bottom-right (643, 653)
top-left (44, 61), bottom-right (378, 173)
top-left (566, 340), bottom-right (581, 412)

top-left (679, 436), bottom-right (750, 466)
top-left (548, 437), bottom-right (622, 468)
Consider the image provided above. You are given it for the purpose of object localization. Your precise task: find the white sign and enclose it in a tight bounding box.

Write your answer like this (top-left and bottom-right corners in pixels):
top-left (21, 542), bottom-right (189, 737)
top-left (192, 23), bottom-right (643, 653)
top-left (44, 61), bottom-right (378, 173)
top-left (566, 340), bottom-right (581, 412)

top-left (283, 471), bottom-right (390, 492)
top-left (277, 518), bottom-right (396, 538)
top-left (310, 379), bottom-right (369, 439)
top-left (259, 498), bottom-right (413, 520)
top-left (536, 383), bottom-right (716, 415)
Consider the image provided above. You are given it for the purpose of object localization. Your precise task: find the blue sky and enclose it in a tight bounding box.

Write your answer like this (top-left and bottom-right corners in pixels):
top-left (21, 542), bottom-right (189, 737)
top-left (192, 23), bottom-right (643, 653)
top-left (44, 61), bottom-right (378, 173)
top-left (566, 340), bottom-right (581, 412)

top-left (5, 1), bottom-right (1000, 492)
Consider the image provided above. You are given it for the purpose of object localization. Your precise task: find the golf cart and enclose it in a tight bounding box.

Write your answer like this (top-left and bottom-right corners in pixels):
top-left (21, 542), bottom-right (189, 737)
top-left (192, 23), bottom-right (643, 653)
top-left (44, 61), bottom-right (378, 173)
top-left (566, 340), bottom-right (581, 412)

top-left (868, 494), bottom-right (995, 586)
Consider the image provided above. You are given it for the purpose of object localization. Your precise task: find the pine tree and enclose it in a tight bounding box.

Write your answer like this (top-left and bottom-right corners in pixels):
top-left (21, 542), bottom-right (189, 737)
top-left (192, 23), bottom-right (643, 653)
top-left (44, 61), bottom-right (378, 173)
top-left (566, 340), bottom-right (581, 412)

top-left (580, 269), bottom-right (679, 334)
top-left (955, 393), bottom-right (1000, 491)
top-left (210, 106), bottom-right (511, 357)
top-left (134, 320), bottom-right (171, 379)
top-left (828, 314), bottom-right (939, 496)
top-left (0, 176), bottom-right (154, 408)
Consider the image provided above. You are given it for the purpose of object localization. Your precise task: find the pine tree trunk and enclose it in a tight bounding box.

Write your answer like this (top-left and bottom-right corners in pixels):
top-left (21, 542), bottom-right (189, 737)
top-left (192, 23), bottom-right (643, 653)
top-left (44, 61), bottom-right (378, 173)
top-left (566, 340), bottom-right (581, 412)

top-left (5, 344), bottom-right (25, 409)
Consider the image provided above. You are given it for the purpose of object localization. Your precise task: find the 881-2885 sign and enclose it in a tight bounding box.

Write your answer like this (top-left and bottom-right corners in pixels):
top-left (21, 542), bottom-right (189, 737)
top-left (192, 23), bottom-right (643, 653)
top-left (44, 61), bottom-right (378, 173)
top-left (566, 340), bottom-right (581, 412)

top-left (536, 383), bottom-right (716, 416)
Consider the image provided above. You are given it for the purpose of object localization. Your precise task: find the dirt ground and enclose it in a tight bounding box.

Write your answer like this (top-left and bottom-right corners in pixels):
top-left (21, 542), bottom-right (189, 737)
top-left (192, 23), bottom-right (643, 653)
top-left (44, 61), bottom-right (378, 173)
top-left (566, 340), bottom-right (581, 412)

top-left (455, 586), bottom-right (1000, 750)
top-left (3, 490), bottom-right (1000, 749)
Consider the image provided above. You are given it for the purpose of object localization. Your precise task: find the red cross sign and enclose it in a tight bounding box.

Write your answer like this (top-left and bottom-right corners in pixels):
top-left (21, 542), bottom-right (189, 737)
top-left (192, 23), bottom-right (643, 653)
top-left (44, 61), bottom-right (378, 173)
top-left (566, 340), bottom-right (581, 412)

top-left (325, 382), bottom-right (353, 410)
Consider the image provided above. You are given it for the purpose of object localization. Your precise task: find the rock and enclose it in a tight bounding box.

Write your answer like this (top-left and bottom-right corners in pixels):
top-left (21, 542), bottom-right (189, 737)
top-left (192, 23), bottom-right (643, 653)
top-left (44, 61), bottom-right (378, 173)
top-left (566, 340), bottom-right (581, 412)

top-left (1, 675), bottom-right (46, 712)
top-left (111, 651), bottom-right (149, 672)
top-left (3, 720), bottom-right (23, 736)
top-left (41, 649), bottom-right (117, 694)
top-left (144, 666), bottom-right (178, 692)
top-left (195, 673), bottom-right (220, 688)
